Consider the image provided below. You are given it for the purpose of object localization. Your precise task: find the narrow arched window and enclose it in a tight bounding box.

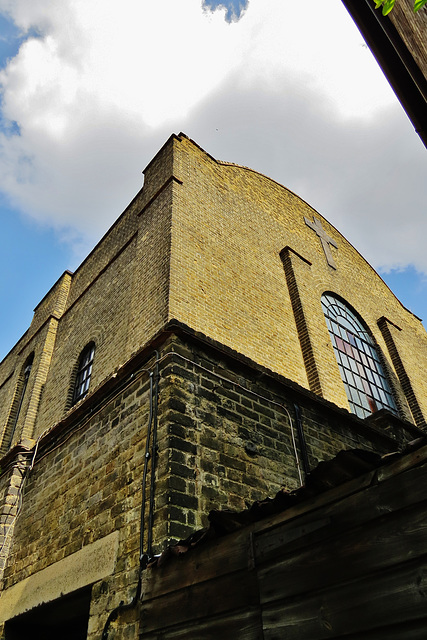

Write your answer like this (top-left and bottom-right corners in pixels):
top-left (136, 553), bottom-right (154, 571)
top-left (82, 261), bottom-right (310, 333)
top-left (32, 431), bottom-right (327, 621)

top-left (72, 343), bottom-right (95, 405)
top-left (2, 353), bottom-right (34, 451)
top-left (321, 293), bottom-right (397, 419)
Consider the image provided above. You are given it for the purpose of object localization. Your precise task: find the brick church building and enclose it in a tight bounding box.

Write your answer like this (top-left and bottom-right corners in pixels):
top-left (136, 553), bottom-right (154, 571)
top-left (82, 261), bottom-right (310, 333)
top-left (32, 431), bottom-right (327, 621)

top-left (0, 134), bottom-right (426, 638)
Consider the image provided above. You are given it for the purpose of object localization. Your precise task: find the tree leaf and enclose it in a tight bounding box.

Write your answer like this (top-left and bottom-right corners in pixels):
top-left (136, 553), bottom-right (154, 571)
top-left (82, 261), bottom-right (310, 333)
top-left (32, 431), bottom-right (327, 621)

top-left (375, 0), bottom-right (426, 14)
top-left (414, 0), bottom-right (427, 11)
top-left (382, 0), bottom-right (396, 15)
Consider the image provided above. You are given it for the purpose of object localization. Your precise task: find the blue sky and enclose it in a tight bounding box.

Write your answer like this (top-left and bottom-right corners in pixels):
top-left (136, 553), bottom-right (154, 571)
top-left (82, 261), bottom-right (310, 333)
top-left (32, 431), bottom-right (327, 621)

top-left (0, 13), bottom-right (74, 356)
top-left (0, 1), bottom-right (426, 360)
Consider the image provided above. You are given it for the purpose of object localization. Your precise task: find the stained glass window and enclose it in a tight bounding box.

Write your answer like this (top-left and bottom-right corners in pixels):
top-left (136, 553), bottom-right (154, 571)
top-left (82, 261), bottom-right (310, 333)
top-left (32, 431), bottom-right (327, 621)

top-left (321, 293), bottom-right (397, 419)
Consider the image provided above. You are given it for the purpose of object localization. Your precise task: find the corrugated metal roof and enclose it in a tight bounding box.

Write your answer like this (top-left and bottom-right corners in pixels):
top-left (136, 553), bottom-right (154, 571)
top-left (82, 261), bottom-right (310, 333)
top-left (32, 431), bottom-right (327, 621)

top-left (152, 437), bottom-right (427, 568)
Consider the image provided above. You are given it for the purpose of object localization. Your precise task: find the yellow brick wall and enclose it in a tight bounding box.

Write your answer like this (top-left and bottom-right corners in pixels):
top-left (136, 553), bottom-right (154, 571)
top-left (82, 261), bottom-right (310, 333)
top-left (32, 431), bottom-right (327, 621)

top-left (168, 134), bottom-right (426, 424)
top-left (169, 135), bottom-right (309, 389)
top-left (28, 271), bottom-right (72, 336)
top-left (0, 272), bottom-right (72, 451)
top-left (0, 132), bottom-right (425, 448)
top-left (33, 163), bottom-right (173, 436)
top-left (0, 168), bottom-right (173, 441)
top-left (0, 133), bottom-right (426, 635)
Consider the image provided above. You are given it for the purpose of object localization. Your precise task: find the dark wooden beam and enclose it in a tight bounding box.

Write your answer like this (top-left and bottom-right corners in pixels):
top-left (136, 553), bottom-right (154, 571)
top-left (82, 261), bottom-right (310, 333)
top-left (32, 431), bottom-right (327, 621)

top-left (341, 0), bottom-right (427, 148)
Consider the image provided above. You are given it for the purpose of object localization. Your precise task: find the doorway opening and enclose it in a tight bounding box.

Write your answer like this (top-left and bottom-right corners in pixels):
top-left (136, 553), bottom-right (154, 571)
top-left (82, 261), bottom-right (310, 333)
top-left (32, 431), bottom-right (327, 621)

top-left (5, 585), bottom-right (92, 640)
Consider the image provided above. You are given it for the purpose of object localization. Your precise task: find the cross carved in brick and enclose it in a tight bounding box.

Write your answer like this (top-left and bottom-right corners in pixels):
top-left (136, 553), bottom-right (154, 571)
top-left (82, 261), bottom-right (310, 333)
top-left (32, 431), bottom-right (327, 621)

top-left (304, 216), bottom-right (338, 269)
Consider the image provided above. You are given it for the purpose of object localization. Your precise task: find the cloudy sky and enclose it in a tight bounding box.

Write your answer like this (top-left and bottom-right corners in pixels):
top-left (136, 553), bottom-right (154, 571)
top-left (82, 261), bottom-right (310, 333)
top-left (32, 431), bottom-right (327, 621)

top-left (0, 0), bottom-right (426, 359)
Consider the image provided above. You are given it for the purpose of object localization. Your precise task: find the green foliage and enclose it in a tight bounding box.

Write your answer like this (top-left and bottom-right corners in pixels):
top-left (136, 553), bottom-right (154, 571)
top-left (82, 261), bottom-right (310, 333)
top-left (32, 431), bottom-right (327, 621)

top-left (375, 0), bottom-right (427, 14)
top-left (375, 0), bottom-right (395, 15)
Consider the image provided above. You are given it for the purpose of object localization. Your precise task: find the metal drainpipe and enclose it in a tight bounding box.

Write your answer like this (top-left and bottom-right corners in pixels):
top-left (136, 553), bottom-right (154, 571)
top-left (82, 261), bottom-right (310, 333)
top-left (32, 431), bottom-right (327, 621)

top-left (294, 403), bottom-right (311, 479)
top-left (146, 352), bottom-right (160, 560)
top-left (102, 350), bottom-right (160, 640)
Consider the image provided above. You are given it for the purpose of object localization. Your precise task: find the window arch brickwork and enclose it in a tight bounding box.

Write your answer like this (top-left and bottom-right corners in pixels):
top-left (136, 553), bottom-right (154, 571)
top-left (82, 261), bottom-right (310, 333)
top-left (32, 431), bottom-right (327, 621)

top-left (321, 293), bottom-right (397, 420)
top-left (1, 353), bottom-right (34, 453)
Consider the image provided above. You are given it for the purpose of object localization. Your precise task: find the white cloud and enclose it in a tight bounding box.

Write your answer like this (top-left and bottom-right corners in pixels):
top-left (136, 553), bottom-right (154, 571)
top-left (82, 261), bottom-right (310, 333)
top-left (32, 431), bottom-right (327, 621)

top-left (182, 69), bottom-right (427, 273)
top-left (0, 0), bottom-right (246, 129)
top-left (0, 0), bottom-right (426, 272)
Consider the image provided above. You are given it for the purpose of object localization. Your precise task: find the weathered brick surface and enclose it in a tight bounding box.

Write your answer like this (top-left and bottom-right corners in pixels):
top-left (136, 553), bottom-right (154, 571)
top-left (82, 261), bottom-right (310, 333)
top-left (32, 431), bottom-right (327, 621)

top-left (0, 459), bottom-right (27, 575)
top-left (154, 333), bottom-right (413, 541)
top-left (0, 134), bottom-right (425, 637)
top-left (0, 329), bottom-right (419, 636)
top-left (1, 133), bottom-right (426, 451)
top-left (1, 370), bottom-right (153, 638)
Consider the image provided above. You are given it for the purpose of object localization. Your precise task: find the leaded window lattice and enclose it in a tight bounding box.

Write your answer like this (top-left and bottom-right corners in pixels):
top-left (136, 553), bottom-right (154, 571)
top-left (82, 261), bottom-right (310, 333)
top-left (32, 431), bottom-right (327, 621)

top-left (321, 293), bottom-right (397, 419)
top-left (73, 343), bottom-right (95, 405)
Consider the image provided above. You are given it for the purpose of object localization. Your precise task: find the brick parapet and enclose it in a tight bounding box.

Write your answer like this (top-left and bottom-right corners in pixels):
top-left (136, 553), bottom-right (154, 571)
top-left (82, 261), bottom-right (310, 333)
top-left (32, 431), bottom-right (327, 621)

top-left (142, 134), bottom-right (182, 203)
top-left (29, 271), bottom-right (72, 337)
top-left (65, 197), bottom-right (141, 311)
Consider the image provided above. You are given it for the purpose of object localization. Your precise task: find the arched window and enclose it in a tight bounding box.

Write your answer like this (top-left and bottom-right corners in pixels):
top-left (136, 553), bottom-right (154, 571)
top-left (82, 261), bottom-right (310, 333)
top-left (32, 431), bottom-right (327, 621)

top-left (72, 343), bottom-right (95, 405)
top-left (321, 293), bottom-right (397, 419)
top-left (2, 353), bottom-right (34, 451)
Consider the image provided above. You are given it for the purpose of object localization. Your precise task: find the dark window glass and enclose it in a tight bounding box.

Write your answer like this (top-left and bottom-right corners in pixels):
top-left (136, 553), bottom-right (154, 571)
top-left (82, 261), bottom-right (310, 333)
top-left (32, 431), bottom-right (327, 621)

top-left (72, 343), bottom-right (95, 405)
top-left (321, 293), bottom-right (397, 419)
